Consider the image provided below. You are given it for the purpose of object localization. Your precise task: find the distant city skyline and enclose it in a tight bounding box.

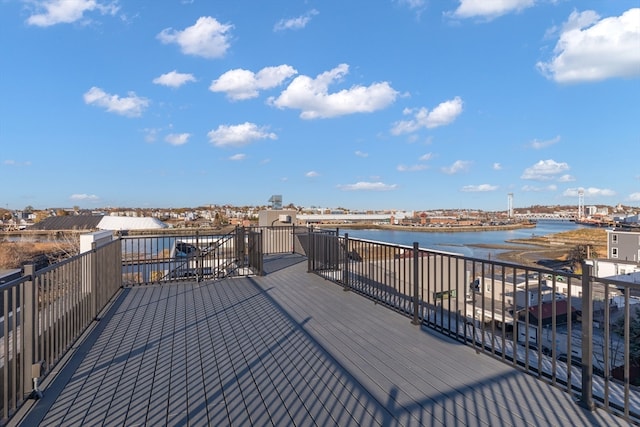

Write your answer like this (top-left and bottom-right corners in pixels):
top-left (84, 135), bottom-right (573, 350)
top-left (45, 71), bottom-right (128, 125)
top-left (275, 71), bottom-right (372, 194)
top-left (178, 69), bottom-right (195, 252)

top-left (1, 1), bottom-right (639, 211)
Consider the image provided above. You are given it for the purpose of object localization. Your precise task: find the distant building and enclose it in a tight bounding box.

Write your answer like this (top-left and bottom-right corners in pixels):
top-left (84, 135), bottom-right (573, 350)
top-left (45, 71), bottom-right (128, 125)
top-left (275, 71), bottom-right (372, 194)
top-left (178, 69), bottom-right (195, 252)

top-left (607, 229), bottom-right (640, 262)
top-left (588, 229), bottom-right (640, 283)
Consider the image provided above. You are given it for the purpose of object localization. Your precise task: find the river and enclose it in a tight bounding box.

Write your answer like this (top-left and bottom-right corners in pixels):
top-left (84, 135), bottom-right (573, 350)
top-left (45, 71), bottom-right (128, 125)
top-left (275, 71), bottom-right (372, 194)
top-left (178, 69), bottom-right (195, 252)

top-left (338, 220), bottom-right (586, 259)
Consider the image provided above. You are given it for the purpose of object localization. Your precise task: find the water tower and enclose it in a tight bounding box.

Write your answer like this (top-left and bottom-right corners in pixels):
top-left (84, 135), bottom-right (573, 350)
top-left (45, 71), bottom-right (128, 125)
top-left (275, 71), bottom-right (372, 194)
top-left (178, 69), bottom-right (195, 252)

top-left (268, 195), bottom-right (282, 210)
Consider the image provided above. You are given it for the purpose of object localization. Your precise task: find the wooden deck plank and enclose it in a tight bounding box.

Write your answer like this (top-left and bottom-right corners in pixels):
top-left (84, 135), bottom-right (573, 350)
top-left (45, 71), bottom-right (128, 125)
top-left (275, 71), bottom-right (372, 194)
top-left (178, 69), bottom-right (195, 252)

top-left (13, 254), bottom-right (631, 427)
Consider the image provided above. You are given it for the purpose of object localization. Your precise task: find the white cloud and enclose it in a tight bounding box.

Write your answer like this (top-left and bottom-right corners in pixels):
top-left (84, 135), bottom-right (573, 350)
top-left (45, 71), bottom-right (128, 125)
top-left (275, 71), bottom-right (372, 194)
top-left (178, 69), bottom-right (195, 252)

top-left (165, 133), bottom-right (190, 146)
top-left (461, 184), bottom-right (498, 192)
top-left (207, 122), bottom-right (277, 147)
top-left (70, 193), bottom-right (99, 201)
top-left (391, 97), bottom-right (463, 135)
top-left (338, 181), bottom-right (397, 191)
top-left (398, 0), bottom-right (426, 10)
top-left (355, 150), bottom-right (369, 158)
top-left (537, 8), bottom-right (640, 83)
top-left (419, 153), bottom-right (434, 161)
top-left (441, 160), bottom-right (471, 175)
top-left (157, 16), bottom-right (233, 59)
top-left (210, 65), bottom-right (297, 100)
top-left (26, 0), bottom-right (118, 27)
top-left (153, 71), bottom-right (196, 88)
top-left (521, 184), bottom-right (557, 192)
top-left (306, 171), bottom-right (319, 177)
top-left (274, 9), bottom-right (319, 31)
top-left (530, 135), bottom-right (560, 149)
top-left (493, 163), bottom-right (502, 170)
top-left (397, 164), bottom-right (427, 172)
top-left (450, 0), bottom-right (535, 20)
top-left (520, 159), bottom-right (569, 181)
top-left (3, 160), bottom-right (31, 166)
top-left (557, 174), bottom-right (575, 182)
top-left (563, 187), bottom-right (616, 198)
top-left (83, 86), bottom-right (149, 117)
top-left (268, 64), bottom-right (398, 119)
top-left (628, 192), bottom-right (640, 202)
top-left (229, 154), bottom-right (246, 161)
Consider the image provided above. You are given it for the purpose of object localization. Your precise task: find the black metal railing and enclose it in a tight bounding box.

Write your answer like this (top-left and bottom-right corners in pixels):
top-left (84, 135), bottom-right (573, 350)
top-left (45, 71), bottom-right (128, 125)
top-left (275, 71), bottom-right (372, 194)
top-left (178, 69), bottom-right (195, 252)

top-left (305, 230), bottom-right (640, 424)
top-left (0, 239), bottom-right (122, 424)
top-left (119, 226), bottom-right (306, 285)
top-left (3, 225), bottom-right (638, 424)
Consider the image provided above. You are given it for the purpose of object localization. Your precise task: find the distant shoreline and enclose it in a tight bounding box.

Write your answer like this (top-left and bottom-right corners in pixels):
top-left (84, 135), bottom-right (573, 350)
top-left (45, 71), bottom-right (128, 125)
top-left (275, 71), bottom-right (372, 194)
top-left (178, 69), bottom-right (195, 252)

top-left (329, 221), bottom-right (537, 233)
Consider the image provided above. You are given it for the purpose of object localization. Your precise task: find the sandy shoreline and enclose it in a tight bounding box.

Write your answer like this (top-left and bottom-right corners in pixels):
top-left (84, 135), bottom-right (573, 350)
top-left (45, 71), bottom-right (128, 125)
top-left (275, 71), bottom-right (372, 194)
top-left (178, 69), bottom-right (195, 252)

top-left (467, 240), bottom-right (571, 268)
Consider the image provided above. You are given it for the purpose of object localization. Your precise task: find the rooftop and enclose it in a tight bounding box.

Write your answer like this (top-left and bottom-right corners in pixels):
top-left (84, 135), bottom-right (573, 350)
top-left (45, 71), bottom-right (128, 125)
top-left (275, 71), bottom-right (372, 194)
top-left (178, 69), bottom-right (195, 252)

top-left (12, 254), bottom-right (628, 426)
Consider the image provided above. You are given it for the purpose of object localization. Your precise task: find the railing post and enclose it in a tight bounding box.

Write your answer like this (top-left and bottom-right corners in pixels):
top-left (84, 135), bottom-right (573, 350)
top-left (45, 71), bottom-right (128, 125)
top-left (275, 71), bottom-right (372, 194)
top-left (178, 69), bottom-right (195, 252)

top-left (291, 224), bottom-right (295, 254)
top-left (412, 242), bottom-right (421, 325)
top-left (91, 242), bottom-right (98, 319)
top-left (307, 229), bottom-right (313, 273)
top-left (195, 231), bottom-right (202, 282)
top-left (343, 233), bottom-right (350, 291)
top-left (22, 264), bottom-right (37, 399)
top-left (579, 263), bottom-right (595, 411)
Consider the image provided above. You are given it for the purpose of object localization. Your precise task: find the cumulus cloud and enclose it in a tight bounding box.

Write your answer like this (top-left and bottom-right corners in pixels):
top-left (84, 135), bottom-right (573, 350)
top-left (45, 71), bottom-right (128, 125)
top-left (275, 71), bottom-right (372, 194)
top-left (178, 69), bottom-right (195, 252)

top-left (83, 86), bottom-right (149, 117)
top-left (520, 159), bottom-right (569, 181)
top-left (70, 193), bottom-right (99, 201)
top-left (391, 97), bottom-right (463, 135)
top-left (153, 71), bottom-right (196, 88)
top-left (450, 0), bottom-right (535, 20)
top-left (305, 171), bottom-right (319, 177)
top-left (461, 184), bottom-right (498, 192)
top-left (355, 150), bottom-right (369, 158)
top-left (229, 154), bottom-right (246, 161)
top-left (493, 163), bottom-right (502, 170)
top-left (26, 0), bottom-right (118, 27)
top-left (557, 174), bottom-right (575, 182)
top-left (397, 164), bottom-right (427, 172)
top-left (157, 16), bottom-right (233, 59)
top-left (165, 133), bottom-right (190, 146)
top-left (207, 122), bottom-right (277, 147)
top-left (419, 153), bottom-right (434, 161)
top-left (529, 135), bottom-right (560, 149)
top-left (274, 9), bottom-right (319, 31)
top-left (210, 65), bottom-right (297, 100)
top-left (268, 64), bottom-right (398, 119)
top-left (441, 160), bottom-right (471, 175)
top-left (338, 181), bottom-right (397, 191)
top-left (628, 192), bottom-right (640, 202)
top-left (563, 187), bottom-right (616, 198)
top-left (537, 8), bottom-right (640, 83)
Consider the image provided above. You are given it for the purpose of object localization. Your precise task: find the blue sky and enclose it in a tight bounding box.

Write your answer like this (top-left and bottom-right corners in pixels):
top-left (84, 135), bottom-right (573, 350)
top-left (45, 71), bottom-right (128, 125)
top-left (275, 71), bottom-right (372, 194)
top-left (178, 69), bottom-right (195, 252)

top-left (1, 0), bottom-right (639, 211)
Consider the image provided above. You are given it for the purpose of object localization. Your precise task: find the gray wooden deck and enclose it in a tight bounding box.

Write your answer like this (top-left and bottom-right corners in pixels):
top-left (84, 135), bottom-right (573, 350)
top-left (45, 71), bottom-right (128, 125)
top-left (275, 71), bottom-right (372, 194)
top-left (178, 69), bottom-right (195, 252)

top-left (13, 254), bottom-right (629, 426)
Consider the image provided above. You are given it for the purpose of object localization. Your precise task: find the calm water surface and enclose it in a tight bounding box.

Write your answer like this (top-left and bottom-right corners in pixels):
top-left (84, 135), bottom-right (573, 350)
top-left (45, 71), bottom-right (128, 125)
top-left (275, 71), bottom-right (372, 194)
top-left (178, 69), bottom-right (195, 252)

top-left (339, 220), bottom-right (585, 259)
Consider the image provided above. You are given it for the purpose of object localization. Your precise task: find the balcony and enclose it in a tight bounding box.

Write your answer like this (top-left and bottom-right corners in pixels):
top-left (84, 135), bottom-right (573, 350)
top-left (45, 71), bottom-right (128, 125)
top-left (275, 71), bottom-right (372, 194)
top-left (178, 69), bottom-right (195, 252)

top-left (2, 227), bottom-right (639, 425)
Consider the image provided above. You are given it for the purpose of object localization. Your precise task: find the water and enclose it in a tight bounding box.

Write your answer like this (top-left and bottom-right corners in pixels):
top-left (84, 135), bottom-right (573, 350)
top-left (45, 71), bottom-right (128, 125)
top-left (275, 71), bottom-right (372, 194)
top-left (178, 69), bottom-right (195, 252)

top-left (339, 220), bottom-right (585, 259)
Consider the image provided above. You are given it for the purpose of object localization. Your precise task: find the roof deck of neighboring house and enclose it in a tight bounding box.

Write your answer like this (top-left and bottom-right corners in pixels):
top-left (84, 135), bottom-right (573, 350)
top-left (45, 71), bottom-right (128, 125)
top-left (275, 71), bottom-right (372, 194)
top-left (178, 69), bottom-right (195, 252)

top-left (11, 254), bottom-right (629, 426)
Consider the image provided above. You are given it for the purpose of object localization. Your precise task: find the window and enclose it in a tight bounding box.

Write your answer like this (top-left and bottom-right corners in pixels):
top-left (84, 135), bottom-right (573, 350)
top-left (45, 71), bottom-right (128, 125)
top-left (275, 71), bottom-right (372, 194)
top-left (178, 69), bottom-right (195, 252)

top-left (611, 247), bottom-right (618, 259)
top-left (612, 234), bottom-right (618, 243)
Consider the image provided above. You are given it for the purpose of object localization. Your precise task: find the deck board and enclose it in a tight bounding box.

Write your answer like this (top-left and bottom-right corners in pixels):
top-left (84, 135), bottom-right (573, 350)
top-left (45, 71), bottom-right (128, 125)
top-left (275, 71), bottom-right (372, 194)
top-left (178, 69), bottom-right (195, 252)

top-left (13, 254), bottom-right (630, 427)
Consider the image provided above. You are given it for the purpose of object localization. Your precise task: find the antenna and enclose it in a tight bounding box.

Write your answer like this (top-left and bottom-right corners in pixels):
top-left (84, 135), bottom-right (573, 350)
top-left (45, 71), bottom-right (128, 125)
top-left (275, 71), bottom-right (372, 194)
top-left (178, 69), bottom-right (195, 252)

top-left (578, 189), bottom-right (584, 220)
top-left (507, 193), bottom-right (513, 219)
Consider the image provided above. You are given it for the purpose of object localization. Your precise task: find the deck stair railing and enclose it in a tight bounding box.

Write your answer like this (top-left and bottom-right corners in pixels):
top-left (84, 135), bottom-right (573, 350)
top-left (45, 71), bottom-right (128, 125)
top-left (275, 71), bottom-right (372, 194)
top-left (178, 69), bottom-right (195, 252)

top-left (305, 229), bottom-right (640, 424)
top-left (121, 227), bottom-right (268, 285)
